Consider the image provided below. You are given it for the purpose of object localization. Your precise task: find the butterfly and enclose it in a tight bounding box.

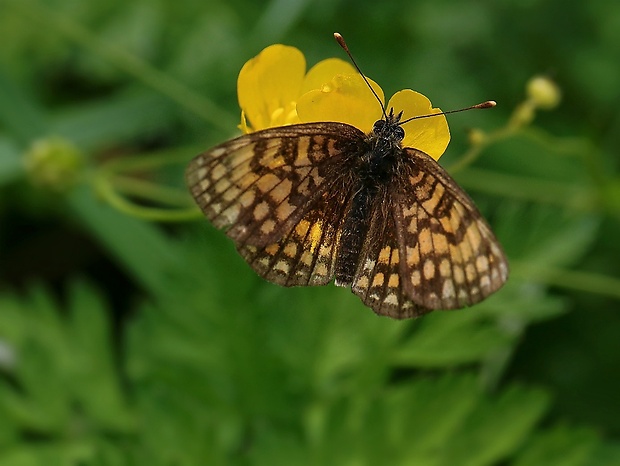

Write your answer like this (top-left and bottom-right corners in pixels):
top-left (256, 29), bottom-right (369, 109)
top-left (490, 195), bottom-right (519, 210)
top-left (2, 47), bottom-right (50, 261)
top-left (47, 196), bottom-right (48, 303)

top-left (186, 105), bottom-right (508, 319)
top-left (186, 35), bottom-right (508, 319)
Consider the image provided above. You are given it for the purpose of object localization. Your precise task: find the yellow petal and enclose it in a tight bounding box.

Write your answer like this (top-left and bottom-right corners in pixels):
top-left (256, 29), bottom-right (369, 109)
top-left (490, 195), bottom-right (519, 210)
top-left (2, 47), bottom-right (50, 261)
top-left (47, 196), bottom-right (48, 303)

top-left (387, 90), bottom-right (450, 160)
top-left (237, 44), bottom-right (306, 132)
top-left (301, 58), bottom-right (356, 94)
top-left (297, 74), bottom-right (384, 134)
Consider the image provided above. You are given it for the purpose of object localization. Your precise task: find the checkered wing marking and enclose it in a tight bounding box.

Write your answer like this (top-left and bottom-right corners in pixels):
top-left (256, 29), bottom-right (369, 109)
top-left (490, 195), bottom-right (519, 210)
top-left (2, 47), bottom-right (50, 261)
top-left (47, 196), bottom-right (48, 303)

top-left (350, 190), bottom-right (432, 319)
top-left (393, 148), bottom-right (509, 310)
top-left (238, 186), bottom-right (355, 287)
top-left (186, 123), bottom-right (364, 248)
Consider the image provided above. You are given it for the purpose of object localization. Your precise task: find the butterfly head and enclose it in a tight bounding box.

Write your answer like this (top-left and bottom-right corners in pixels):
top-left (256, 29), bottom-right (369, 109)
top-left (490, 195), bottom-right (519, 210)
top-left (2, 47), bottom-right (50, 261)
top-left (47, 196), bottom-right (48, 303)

top-left (369, 108), bottom-right (406, 152)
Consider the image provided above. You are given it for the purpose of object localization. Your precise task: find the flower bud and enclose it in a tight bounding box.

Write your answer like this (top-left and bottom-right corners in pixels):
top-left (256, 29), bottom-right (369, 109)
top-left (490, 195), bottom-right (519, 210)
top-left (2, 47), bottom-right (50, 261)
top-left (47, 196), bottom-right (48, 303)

top-left (526, 76), bottom-right (561, 110)
top-left (23, 137), bottom-right (83, 191)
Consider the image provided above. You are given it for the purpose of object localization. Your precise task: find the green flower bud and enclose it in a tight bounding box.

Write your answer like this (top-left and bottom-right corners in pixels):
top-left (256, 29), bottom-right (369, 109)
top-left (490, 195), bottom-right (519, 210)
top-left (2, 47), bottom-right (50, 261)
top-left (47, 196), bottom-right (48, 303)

top-left (23, 137), bottom-right (84, 191)
top-left (526, 76), bottom-right (561, 110)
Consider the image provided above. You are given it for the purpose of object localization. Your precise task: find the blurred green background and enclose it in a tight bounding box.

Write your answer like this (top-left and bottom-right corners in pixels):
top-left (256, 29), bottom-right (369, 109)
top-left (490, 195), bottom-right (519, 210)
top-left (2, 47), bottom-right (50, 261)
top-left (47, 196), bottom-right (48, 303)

top-left (1, 0), bottom-right (620, 464)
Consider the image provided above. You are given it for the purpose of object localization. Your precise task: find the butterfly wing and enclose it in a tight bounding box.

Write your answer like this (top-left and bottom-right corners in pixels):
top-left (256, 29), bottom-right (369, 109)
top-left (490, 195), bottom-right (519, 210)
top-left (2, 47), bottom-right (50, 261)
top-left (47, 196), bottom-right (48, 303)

top-left (238, 186), bottom-right (356, 287)
top-left (391, 148), bottom-right (509, 310)
top-left (186, 123), bottom-right (364, 248)
top-left (350, 188), bottom-right (432, 319)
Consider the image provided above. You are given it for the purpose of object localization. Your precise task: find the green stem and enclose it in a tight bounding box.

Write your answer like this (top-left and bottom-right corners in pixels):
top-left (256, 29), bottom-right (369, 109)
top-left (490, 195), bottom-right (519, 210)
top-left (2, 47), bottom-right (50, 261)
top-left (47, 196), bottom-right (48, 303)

top-left (513, 262), bottom-right (620, 301)
top-left (111, 175), bottom-right (191, 207)
top-left (94, 173), bottom-right (201, 222)
top-left (455, 167), bottom-right (597, 211)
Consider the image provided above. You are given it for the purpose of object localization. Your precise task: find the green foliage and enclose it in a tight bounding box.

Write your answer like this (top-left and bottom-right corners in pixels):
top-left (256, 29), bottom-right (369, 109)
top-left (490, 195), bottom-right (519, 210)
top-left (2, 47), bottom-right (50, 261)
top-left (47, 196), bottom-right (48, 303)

top-left (1, 0), bottom-right (620, 464)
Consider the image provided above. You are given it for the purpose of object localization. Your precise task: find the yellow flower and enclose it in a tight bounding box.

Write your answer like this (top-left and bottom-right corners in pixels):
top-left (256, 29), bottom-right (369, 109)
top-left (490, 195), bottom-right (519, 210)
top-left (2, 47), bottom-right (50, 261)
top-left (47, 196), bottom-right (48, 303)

top-left (237, 44), bottom-right (450, 160)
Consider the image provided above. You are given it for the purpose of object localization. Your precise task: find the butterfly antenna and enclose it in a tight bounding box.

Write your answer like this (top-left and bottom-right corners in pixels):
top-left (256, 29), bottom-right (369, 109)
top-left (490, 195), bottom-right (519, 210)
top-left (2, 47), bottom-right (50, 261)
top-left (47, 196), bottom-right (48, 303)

top-left (399, 101), bottom-right (497, 125)
top-left (334, 32), bottom-right (387, 119)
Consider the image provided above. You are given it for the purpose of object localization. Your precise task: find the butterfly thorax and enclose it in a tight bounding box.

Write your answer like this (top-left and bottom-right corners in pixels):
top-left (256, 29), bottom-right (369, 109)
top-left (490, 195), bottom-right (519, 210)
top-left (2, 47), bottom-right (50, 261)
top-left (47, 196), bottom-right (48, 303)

top-left (359, 111), bottom-right (405, 184)
top-left (334, 112), bottom-right (406, 287)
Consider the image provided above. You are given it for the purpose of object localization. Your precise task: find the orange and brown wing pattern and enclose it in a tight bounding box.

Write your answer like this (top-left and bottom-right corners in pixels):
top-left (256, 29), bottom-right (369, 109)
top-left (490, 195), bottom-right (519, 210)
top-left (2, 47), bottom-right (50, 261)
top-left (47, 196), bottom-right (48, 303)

top-left (238, 187), bottom-right (354, 287)
top-left (392, 148), bottom-right (508, 310)
top-left (186, 123), bottom-right (364, 247)
top-left (350, 190), bottom-right (431, 319)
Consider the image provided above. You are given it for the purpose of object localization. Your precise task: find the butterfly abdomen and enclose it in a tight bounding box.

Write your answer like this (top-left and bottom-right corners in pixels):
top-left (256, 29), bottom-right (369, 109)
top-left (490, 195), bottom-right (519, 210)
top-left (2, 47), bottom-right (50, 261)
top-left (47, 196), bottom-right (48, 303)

top-left (334, 187), bottom-right (375, 287)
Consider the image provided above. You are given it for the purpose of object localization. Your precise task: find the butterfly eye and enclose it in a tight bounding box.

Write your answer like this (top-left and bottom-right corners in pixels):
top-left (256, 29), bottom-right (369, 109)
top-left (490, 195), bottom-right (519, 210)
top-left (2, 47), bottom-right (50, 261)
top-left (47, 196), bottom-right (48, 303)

top-left (394, 126), bottom-right (405, 140)
top-left (372, 120), bottom-right (385, 132)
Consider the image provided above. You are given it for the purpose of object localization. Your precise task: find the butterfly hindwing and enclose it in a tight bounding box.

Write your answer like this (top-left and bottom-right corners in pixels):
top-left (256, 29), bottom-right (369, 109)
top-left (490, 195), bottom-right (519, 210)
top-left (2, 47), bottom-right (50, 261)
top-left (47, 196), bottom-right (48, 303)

top-left (238, 186), bottom-right (355, 287)
top-left (350, 189), bottom-right (432, 319)
top-left (392, 148), bottom-right (509, 310)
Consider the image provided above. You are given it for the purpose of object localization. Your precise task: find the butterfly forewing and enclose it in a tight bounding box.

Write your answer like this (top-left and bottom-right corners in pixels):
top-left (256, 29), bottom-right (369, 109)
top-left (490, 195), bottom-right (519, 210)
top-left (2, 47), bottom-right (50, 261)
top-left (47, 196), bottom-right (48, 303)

top-left (186, 123), bottom-right (363, 247)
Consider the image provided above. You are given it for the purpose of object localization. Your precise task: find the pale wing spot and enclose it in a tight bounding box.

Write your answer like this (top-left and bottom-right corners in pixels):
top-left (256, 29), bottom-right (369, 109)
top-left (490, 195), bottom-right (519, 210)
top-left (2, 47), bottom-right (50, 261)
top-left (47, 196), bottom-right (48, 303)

top-left (222, 186), bottom-right (240, 202)
top-left (199, 179), bottom-right (211, 192)
top-left (211, 202), bottom-right (222, 215)
top-left (378, 246), bottom-right (391, 264)
top-left (253, 202), bottom-right (270, 221)
top-left (388, 274), bottom-right (399, 287)
top-left (442, 280), bottom-right (456, 300)
top-left (315, 262), bottom-right (329, 277)
top-left (256, 173), bottom-right (281, 193)
top-left (465, 263), bottom-right (477, 282)
top-left (419, 228), bottom-right (433, 255)
top-left (271, 179), bottom-right (292, 203)
top-left (294, 137), bottom-right (311, 165)
top-left (356, 275), bottom-right (369, 289)
top-left (211, 163), bottom-right (227, 181)
top-left (390, 248), bottom-right (399, 264)
top-left (480, 275), bottom-right (491, 290)
top-left (222, 204), bottom-right (240, 224)
top-left (214, 178), bottom-right (231, 194)
top-left (274, 260), bottom-right (290, 273)
top-left (453, 265), bottom-right (465, 285)
top-left (198, 191), bottom-right (212, 203)
top-left (411, 270), bottom-right (421, 287)
top-left (423, 259), bottom-right (436, 280)
top-left (257, 257), bottom-right (271, 268)
top-left (384, 293), bottom-right (399, 306)
top-left (363, 258), bottom-right (376, 272)
top-left (239, 191), bottom-right (255, 207)
top-left (432, 231), bottom-right (449, 255)
top-left (265, 244), bottom-right (279, 255)
top-left (466, 222), bottom-right (483, 251)
top-left (237, 172), bottom-right (259, 189)
top-left (372, 272), bottom-right (385, 288)
top-left (300, 250), bottom-right (313, 266)
top-left (260, 219), bottom-right (276, 235)
top-left (295, 220), bottom-right (311, 238)
top-left (276, 200), bottom-right (296, 220)
top-left (209, 147), bottom-right (227, 158)
top-left (283, 242), bottom-right (298, 258)
top-left (439, 258), bottom-right (451, 277)
top-left (476, 255), bottom-right (489, 273)
top-left (406, 246), bottom-right (420, 267)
